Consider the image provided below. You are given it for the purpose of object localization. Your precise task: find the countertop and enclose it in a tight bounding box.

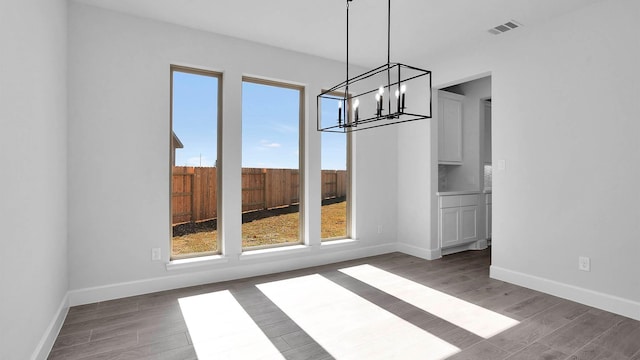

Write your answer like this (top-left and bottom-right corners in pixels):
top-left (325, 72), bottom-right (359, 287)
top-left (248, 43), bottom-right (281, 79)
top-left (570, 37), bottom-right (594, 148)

top-left (436, 190), bottom-right (481, 196)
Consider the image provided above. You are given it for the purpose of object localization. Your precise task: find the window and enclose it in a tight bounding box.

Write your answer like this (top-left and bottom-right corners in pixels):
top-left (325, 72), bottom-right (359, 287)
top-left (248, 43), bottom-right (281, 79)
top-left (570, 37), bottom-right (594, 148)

top-left (241, 78), bottom-right (304, 250)
top-left (170, 66), bottom-right (221, 259)
top-left (320, 95), bottom-right (351, 240)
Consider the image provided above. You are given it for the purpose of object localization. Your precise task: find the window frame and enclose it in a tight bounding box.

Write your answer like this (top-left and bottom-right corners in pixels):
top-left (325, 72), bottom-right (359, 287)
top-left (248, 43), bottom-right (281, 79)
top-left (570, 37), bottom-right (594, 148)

top-left (320, 91), bottom-right (353, 241)
top-left (170, 65), bottom-right (223, 260)
top-left (241, 76), bottom-right (306, 251)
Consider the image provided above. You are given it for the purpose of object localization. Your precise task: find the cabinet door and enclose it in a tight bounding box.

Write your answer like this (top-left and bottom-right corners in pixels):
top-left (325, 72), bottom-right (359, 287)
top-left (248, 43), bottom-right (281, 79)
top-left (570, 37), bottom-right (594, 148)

top-left (460, 205), bottom-right (478, 242)
top-left (438, 92), bottom-right (463, 164)
top-left (486, 204), bottom-right (492, 239)
top-left (440, 207), bottom-right (460, 248)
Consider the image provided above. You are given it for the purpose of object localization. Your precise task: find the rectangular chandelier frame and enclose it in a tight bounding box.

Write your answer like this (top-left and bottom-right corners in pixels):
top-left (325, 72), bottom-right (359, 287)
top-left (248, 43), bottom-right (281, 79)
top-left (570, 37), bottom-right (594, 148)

top-left (317, 62), bottom-right (432, 133)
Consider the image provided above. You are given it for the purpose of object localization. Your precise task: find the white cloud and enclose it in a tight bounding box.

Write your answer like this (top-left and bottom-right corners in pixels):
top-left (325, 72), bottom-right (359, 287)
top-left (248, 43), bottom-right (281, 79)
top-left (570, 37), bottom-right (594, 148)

top-left (259, 140), bottom-right (281, 149)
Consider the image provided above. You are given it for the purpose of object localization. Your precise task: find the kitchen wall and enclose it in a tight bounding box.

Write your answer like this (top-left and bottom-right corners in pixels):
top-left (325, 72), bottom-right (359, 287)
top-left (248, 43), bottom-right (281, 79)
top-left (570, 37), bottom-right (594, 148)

top-left (0, 0), bottom-right (69, 358)
top-left (438, 165), bottom-right (449, 190)
top-left (402, 0), bottom-right (640, 318)
top-left (67, 3), bottom-right (399, 302)
top-left (484, 164), bottom-right (492, 189)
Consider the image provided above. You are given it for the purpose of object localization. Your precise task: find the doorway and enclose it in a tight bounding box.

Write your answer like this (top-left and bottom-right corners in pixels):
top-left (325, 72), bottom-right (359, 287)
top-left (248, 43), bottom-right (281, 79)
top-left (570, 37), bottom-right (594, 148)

top-left (434, 75), bottom-right (492, 256)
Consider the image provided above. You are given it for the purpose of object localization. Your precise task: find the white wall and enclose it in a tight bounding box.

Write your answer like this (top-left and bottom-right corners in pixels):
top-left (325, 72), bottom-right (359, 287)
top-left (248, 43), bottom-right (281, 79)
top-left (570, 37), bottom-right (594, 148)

top-left (396, 82), bottom-right (438, 259)
top-left (0, 0), bottom-right (69, 358)
top-left (400, 0), bottom-right (640, 318)
top-left (67, 3), bottom-right (398, 300)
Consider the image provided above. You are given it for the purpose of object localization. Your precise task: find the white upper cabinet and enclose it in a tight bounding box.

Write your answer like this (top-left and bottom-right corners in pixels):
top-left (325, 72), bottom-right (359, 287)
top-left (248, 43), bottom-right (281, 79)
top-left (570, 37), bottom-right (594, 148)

top-left (438, 91), bottom-right (464, 164)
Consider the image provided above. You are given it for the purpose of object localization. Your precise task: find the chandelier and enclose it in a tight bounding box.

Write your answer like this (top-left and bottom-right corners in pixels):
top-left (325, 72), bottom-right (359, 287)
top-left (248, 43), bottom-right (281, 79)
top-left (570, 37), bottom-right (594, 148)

top-left (317, 0), bottom-right (433, 132)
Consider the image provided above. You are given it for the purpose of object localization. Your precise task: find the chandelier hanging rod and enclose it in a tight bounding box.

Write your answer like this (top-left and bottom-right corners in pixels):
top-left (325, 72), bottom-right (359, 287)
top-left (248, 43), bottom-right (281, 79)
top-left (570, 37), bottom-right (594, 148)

top-left (316, 0), bottom-right (432, 133)
top-left (385, 0), bottom-right (391, 114)
top-left (343, 0), bottom-right (392, 98)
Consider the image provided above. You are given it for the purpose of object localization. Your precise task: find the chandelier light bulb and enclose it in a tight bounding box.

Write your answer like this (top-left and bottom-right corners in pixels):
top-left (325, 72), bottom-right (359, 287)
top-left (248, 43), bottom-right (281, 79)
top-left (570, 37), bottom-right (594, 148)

top-left (354, 98), bottom-right (360, 121)
top-left (378, 86), bottom-right (384, 95)
top-left (401, 84), bottom-right (407, 93)
top-left (375, 93), bottom-right (381, 101)
top-left (395, 89), bottom-right (400, 98)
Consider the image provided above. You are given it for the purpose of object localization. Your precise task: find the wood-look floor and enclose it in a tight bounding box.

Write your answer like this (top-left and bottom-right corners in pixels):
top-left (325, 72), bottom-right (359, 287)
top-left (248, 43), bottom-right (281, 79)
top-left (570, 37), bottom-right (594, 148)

top-left (49, 249), bottom-right (640, 360)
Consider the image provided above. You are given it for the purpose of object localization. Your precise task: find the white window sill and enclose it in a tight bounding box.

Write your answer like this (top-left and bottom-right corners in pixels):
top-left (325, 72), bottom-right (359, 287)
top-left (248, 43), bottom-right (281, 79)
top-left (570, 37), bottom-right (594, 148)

top-left (240, 244), bottom-right (311, 261)
top-left (165, 239), bottom-right (357, 271)
top-left (166, 254), bottom-right (229, 271)
top-left (321, 238), bottom-right (358, 247)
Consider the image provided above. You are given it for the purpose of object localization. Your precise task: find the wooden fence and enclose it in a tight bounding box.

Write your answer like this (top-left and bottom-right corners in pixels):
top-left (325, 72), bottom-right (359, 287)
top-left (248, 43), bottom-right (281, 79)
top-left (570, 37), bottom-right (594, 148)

top-left (172, 166), bottom-right (346, 225)
top-left (172, 167), bottom-right (217, 225)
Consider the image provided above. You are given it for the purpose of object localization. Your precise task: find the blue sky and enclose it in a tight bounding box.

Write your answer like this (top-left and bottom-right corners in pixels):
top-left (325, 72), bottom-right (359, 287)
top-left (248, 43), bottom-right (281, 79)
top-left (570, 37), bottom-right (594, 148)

top-left (172, 71), bottom-right (346, 170)
top-left (242, 81), bottom-right (299, 169)
top-left (172, 71), bottom-right (218, 167)
top-left (319, 97), bottom-right (347, 171)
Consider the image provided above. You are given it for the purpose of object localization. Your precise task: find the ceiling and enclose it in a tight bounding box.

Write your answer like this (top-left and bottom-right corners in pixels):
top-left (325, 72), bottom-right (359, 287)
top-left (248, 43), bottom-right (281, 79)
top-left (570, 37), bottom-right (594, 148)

top-left (72, 0), bottom-right (603, 68)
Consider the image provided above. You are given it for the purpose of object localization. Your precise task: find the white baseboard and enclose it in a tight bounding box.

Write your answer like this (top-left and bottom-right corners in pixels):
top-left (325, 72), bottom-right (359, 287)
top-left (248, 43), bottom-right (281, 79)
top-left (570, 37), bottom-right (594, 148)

top-left (31, 293), bottom-right (69, 360)
top-left (474, 239), bottom-right (488, 249)
top-left (491, 265), bottom-right (640, 321)
top-left (68, 243), bottom-right (395, 306)
top-left (441, 239), bottom-right (488, 256)
top-left (396, 242), bottom-right (442, 260)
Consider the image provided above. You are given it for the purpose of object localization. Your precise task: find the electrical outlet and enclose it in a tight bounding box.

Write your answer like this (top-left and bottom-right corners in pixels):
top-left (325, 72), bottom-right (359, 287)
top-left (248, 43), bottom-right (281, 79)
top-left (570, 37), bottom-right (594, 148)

top-left (151, 248), bottom-right (162, 261)
top-left (578, 256), bottom-right (590, 272)
top-left (377, 224), bottom-right (383, 234)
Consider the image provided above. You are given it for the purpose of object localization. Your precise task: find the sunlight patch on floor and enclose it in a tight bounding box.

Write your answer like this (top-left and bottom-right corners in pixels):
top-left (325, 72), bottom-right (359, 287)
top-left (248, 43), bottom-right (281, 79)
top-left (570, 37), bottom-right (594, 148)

top-left (257, 274), bottom-right (460, 360)
top-left (339, 264), bottom-right (520, 338)
top-left (178, 290), bottom-right (285, 360)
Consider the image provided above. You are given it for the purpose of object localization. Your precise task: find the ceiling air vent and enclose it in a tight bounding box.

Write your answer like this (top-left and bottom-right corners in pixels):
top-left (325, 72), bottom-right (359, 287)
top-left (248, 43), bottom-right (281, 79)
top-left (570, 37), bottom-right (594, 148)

top-left (488, 20), bottom-right (522, 35)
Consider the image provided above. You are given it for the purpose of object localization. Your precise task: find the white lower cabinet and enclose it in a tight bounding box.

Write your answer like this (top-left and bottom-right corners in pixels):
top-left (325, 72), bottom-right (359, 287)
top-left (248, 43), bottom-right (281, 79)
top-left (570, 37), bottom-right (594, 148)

top-left (440, 207), bottom-right (460, 248)
top-left (439, 194), bottom-right (479, 248)
top-left (486, 193), bottom-right (492, 240)
top-left (486, 204), bottom-right (492, 239)
top-left (460, 206), bottom-right (478, 242)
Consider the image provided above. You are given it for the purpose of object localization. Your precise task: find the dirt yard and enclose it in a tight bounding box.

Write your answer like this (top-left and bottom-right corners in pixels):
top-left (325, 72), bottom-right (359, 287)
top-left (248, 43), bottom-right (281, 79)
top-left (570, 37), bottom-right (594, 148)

top-left (172, 200), bottom-right (347, 257)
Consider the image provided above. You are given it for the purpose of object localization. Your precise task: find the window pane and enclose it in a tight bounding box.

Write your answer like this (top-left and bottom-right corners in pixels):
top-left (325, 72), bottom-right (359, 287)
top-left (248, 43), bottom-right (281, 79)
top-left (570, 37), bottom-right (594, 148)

top-left (321, 97), bottom-right (348, 240)
top-left (242, 80), bottom-right (301, 249)
top-left (171, 68), bottom-right (220, 259)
